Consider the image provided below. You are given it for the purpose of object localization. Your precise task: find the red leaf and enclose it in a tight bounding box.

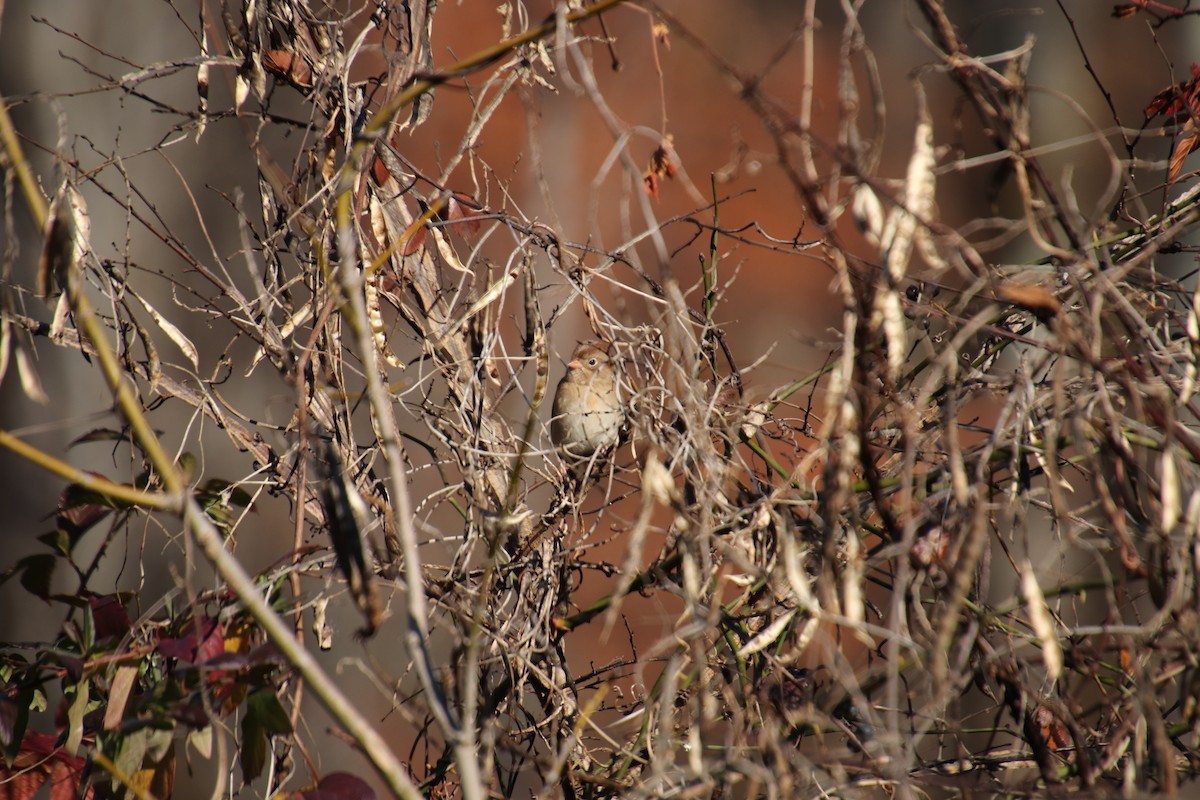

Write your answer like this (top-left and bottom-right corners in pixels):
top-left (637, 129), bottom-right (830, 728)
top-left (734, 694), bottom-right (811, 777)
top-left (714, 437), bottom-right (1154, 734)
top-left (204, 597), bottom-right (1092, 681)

top-left (157, 617), bottom-right (223, 663)
top-left (370, 156), bottom-right (390, 186)
top-left (643, 171), bottom-right (660, 199)
top-left (294, 772), bottom-right (376, 800)
top-left (1, 771), bottom-right (47, 800)
top-left (262, 50), bottom-right (313, 88)
top-left (399, 226), bottom-right (427, 256)
top-left (1145, 63), bottom-right (1200, 120)
top-left (13, 731), bottom-right (60, 758)
top-left (440, 192), bottom-right (487, 235)
top-left (642, 136), bottom-right (678, 200)
top-left (55, 759), bottom-right (87, 795)
top-left (88, 594), bottom-right (131, 641)
top-left (0, 732), bottom-right (91, 800)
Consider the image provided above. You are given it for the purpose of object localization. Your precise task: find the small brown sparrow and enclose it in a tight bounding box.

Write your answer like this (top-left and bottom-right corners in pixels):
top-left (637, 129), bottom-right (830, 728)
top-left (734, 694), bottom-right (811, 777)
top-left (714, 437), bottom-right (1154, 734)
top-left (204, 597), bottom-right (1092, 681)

top-left (551, 341), bottom-right (624, 458)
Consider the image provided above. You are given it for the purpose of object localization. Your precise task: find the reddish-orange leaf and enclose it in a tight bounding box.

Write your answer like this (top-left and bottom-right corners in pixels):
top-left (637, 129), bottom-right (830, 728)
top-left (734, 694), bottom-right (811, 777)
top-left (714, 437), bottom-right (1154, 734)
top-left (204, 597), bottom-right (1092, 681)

top-left (370, 156), bottom-right (391, 186)
top-left (262, 50), bottom-right (312, 88)
top-left (293, 771), bottom-right (376, 800)
top-left (88, 594), bottom-right (132, 641)
top-left (439, 192), bottom-right (487, 235)
top-left (643, 171), bottom-right (660, 199)
top-left (0, 766), bottom-right (47, 800)
top-left (650, 141), bottom-right (677, 179)
top-left (261, 50), bottom-right (293, 77)
top-left (157, 616), bottom-right (224, 663)
top-left (400, 226), bottom-right (427, 257)
top-left (0, 733), bottom-right (91, 800)
top-left (643, 136), bottom-right (677, 199)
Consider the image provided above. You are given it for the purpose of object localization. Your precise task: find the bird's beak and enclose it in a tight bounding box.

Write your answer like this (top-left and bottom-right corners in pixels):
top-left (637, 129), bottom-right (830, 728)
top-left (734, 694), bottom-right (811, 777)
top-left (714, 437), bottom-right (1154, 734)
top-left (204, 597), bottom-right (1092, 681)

top-left (566, 359), bottom-right (582, 370)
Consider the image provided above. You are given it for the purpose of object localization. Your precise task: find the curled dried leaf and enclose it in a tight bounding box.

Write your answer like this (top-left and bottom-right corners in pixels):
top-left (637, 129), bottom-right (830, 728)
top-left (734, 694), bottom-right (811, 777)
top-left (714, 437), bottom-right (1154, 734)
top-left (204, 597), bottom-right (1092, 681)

top-left (997, 281), bottom-right (1061, 321)
top-left (1168, 126), bottom-right (1199, 184)
top-left (643, 136), bottom-right (678, 199)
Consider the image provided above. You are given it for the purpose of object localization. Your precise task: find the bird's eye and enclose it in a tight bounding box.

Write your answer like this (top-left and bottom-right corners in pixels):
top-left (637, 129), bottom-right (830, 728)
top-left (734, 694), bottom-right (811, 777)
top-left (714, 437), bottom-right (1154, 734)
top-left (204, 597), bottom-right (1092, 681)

top-left (588, 358), bottom-right (598, 367)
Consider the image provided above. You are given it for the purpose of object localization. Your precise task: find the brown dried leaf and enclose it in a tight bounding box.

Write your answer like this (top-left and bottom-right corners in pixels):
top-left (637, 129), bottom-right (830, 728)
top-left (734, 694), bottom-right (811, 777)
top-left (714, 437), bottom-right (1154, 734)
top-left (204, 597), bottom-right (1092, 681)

top-left (15, 347), bottom-right (48, 405)
top-left (37, 193), bottom-right (74, 297)
top-left (1168, 124), bottom-right (1199, 183)
top-left (130, 289), bottom-right (200, 369)
top-left (197, 27), bottom-right (210, 140)
top-left (643, 135), bottom-right (678, 199)
top-left (998, 282), bottom-right (1061, 320)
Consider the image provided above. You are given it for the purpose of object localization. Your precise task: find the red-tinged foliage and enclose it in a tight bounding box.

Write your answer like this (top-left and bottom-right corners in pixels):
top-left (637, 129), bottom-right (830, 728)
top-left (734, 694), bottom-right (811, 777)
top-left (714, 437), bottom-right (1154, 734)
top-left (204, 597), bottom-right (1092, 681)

top-left (370, 155), bottom-right (391, 187)
top-left (1114, 0), bottom-right (1195, 19)
top-left (390, 192), bottom-right (489, 256)
top-left (1145, 64), bottom-right (1200, 182)
top-left (293, 772), bottom-right (376, 800)
top-left (1144, 63), bottom-right (1200, 120)
top-left (643, 137), bottom-right (678, 199)
top-left (438, 192), bottom-right (488, 235)
top-left (399, 225), bottom-right (427, 256)
top-left (87, 594), bottom-right (131, 642)
top-left (0, 732), bottom-right (91, 800)
top-left (156, 616), bottom-right (223, 664)
top-left (643, 170), bottom-right (661, 199)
